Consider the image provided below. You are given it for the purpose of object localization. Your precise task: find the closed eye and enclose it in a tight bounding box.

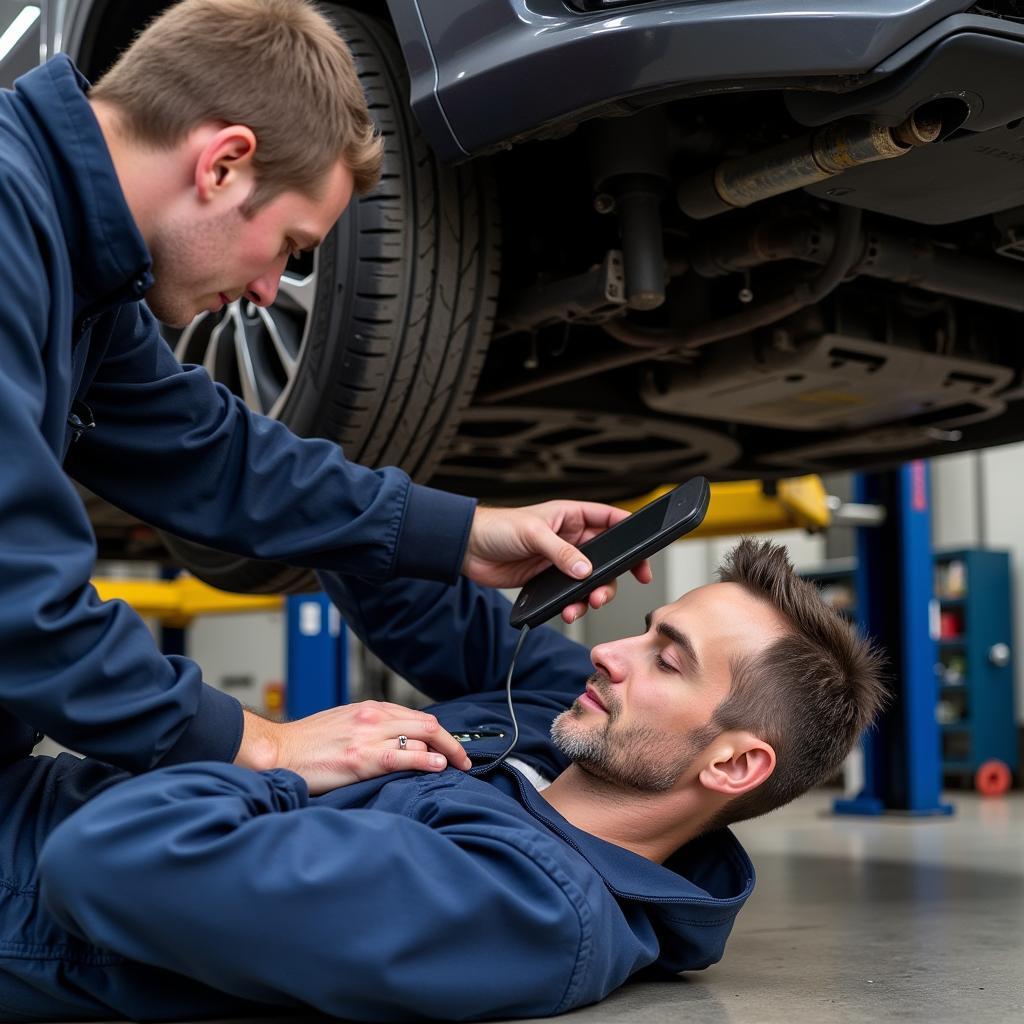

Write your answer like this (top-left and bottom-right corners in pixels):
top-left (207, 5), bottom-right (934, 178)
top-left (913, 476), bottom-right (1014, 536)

top-left (654, 653), bottom-right (677, 673)
top-left (645, 609), bottom-right (700, 675)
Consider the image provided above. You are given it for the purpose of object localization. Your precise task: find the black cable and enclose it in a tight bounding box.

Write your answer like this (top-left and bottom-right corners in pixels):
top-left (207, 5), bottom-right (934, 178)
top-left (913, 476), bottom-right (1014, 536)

top-left (487, 624), bottom-right (531, 771)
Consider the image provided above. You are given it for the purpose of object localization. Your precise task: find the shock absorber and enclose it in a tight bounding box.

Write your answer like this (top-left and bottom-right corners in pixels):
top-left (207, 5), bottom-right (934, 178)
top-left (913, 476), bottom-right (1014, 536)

top-left (590, 109), bottom-right (671, 311)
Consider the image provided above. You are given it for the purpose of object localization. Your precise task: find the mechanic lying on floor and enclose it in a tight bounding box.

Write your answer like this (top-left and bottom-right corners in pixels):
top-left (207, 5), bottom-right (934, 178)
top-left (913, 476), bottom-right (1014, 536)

top-left (0, 539), bottom-right (884, 1021)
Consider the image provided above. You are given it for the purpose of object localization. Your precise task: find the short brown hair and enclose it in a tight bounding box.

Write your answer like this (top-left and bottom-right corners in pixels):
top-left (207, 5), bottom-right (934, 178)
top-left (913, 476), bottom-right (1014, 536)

top-left (90, 0), bottom-right (383, 210)
top-left (701, 539), bottom-right (887, 829)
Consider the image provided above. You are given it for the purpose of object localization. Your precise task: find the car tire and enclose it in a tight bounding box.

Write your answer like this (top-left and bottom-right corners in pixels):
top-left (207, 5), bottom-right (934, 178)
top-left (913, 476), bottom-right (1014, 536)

top-left (159, 5), bottom-right (500, 594)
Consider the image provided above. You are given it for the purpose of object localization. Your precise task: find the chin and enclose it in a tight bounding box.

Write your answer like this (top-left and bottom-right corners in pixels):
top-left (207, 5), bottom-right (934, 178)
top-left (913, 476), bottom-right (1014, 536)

top-left (142, 288), bottom-right (189, 328)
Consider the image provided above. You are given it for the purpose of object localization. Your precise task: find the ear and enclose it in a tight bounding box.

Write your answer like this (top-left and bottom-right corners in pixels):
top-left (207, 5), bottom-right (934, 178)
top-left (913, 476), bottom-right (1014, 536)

top-left (194, 125), bottom-right (257, 204)
top-left (698, 731), bottom-right (776, 797)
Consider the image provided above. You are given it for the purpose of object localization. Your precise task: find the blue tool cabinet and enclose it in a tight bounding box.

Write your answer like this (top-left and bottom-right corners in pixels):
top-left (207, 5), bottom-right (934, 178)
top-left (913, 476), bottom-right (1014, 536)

top-left (933, 549), bottom-right (1018, 785)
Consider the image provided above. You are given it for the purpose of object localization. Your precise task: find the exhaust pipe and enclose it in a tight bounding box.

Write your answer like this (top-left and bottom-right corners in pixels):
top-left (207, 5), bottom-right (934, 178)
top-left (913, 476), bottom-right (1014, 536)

top-left (677, 110), bottom-right (941, 221)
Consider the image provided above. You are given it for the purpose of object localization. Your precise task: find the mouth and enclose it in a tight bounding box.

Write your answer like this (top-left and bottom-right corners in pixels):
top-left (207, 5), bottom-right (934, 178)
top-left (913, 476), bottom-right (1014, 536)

top-left (580, 685), bottom-right (608, 714)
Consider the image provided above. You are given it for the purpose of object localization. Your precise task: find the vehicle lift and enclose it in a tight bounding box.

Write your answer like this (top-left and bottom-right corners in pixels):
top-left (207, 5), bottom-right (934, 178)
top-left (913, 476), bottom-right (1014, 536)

top-left (93, 467), bottom-right (960, 815)
top-left (834, 461), bottom-right (953, 817)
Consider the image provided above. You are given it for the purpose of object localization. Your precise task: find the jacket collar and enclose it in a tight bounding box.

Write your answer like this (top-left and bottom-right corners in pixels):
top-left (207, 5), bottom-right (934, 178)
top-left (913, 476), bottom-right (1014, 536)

top-left (14, 54), bottom-right (153, 309)
top-left (496, 761), bottom-right (755, 908)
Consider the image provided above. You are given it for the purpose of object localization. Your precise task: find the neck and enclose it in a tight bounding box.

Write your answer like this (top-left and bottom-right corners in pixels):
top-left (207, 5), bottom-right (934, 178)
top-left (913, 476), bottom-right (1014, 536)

top-left (89, 99), bottom-right (184, 248)
top-left (540, 764), bottom-right (709, 863)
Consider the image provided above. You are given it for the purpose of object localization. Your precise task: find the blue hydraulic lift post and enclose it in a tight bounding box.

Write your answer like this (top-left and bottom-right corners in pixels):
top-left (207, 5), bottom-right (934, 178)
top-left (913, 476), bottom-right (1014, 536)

top-left (285, 593), bottom-right (349, 720)
top-left (834, 461), bottom-right (953, 817)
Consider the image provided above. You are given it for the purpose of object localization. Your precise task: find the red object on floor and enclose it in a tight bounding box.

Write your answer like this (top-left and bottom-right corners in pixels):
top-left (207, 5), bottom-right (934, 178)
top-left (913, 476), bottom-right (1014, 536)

top-left (974, 759), bottom-right (1012, 796)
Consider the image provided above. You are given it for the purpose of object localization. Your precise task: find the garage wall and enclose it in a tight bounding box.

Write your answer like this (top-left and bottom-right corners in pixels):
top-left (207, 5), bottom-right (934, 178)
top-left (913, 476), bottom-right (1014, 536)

top-left (188, 610), bottom-right (285, 713)
top-left (932, 442), bottom-right (1024, 723)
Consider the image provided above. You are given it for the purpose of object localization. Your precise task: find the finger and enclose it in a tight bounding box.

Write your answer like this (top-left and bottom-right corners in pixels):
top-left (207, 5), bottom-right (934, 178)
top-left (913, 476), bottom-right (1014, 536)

top-left (587, 583), bottom-right (615, 609)
top-left (392, 737), bottom-right (428, 752)
top-left (391, 718), bottom-right (472, 770)
top-left (631, 559), bottom-right (654, 585)
top-left (365, 702), bottom-right (435, 720)
top-left (542, 500), bottom-right (633, 544)
top-left (552, 500), bottom-right (632, 529)
top-left (559, 580), bottom-right (618, 624)
top-left (581, 501), bottom-right (632, 528)
top-left (562, 601), bottom-right (589, 624)
top-left (375, 747), bottom-right (450, 776)
top-left (526, 521), bottom-right (592, 580)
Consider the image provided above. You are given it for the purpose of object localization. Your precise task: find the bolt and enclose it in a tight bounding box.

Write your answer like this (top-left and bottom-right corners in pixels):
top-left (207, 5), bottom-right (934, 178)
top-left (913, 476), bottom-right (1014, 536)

top-left (772, 329), bottom-right (795, 352)
top-left (524, 335), bottom-right (540, 370)
top-left (594, 193), bottom-right (616, 215)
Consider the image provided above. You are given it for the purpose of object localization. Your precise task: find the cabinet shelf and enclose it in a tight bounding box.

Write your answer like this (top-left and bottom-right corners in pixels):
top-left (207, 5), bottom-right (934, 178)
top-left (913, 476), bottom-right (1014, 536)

top-left (934, 549), bottom-right (1017, 781)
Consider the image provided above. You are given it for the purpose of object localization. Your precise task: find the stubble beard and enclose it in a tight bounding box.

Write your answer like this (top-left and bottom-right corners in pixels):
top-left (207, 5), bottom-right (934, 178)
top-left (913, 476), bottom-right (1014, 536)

top-left (550, 673), bottom-right (705, 793)
top-left (145, 207), bottom-right (242, 328)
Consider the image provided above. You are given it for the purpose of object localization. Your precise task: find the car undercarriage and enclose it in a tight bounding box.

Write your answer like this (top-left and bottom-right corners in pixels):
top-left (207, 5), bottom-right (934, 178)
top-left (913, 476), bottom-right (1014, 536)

top-left (19, 0), bottom-right (1024, 584)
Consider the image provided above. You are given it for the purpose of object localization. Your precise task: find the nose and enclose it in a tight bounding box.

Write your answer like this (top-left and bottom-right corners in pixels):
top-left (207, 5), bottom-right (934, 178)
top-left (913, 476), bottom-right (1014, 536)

top-left (243, 257), bottom-right (287, 307)
top-left (590, 639), bottom-right (629, 684)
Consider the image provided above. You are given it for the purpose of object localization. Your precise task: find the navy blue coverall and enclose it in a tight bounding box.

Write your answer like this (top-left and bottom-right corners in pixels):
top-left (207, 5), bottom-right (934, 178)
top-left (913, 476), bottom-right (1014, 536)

top-left (0, 55), bottom-right (473, 771)
top-left (0, 571), bottom-right (754, 1020)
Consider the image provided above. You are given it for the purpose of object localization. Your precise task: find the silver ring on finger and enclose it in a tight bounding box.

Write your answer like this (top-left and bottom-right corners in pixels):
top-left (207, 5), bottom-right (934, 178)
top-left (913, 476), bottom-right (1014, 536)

top-left (398, 735), bottom-right (408, 750)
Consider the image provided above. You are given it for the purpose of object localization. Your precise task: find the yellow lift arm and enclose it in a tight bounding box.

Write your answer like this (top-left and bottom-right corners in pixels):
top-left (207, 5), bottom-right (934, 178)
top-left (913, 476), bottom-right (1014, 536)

top-left (621, 475), bottom-right (831, 537)
top-left (94, 475), bottom-right (829, 622)
top-left (91, 575), bottom-right (283, 628)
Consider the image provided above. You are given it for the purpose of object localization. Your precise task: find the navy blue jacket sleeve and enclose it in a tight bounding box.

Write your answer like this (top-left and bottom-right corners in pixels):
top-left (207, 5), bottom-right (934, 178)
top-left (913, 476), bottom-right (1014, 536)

top-left (0, 169), bottom-right (468, 772)
top-left (38, 763), bottom-right (608, 1021)
top-left (319, 571), bottom-right (594, 702)
top-left (0, 183), bottom-right (243, 771)
top-left (65, 302), bottom-right (474, 582)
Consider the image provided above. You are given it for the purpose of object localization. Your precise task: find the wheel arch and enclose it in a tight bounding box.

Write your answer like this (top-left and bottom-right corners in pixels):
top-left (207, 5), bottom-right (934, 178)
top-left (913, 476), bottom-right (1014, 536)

top-left (63, 0), bottom-right (397, 81)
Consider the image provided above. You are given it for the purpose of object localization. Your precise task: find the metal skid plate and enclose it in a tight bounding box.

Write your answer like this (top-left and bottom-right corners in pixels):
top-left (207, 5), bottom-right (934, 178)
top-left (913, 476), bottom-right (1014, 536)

top-left (804, 121), bottom-right (1024, 225)
top-left (431, 406), bottom-right (740, 502)
top-left (639, 333), bottom-right (1013, 432)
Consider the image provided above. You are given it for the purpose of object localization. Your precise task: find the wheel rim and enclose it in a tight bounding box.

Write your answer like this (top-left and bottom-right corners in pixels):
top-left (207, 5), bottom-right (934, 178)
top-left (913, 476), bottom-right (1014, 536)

top-left (168, 251), bottom-right (319, 419)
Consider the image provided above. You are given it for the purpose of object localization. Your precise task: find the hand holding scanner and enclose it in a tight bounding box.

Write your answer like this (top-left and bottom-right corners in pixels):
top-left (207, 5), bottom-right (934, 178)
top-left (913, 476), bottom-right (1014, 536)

top-left (509, 477), bottom-right (710, 629)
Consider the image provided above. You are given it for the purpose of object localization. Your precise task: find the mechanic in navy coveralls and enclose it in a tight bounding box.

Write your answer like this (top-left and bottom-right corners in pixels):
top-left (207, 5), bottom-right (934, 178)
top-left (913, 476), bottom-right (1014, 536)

top-left (0, 0), bottom-right (647, 797)
top-left (0, 538), bottom-right (883, 1020)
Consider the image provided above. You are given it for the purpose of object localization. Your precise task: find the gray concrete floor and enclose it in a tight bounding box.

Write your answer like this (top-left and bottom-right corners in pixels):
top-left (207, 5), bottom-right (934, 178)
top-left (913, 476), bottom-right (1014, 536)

top-left (88, 788), bottom-right (1024, 1024)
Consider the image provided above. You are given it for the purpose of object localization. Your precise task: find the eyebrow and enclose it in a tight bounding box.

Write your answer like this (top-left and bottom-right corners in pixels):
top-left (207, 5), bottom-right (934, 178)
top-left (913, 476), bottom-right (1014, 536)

top-left (645, 610), bottom-right (701, 674)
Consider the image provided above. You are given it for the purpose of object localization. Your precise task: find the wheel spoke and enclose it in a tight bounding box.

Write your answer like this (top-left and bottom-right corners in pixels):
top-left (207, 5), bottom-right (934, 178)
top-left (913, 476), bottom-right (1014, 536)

top-left (232, 306), bottom-right (263, 411)
top-left (277, 269), bottom-right (316, 315)
top-left (258, 305), bottom-right (298, 378)
top-left (204, 316), bottom-right (229, 377)
top-left (165, 257), bottom-right (316, 419)
top-left (172, 319), bottom-right (196, 364)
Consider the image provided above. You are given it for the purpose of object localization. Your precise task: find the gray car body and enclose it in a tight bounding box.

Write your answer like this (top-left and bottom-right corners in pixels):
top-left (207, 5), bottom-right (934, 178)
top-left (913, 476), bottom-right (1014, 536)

top-left (382, 0), bottom-right (976, 161)
top-left (30, 1), bottom-right (977, 160)
top-left (7, 0), bottom-right (1024, 537)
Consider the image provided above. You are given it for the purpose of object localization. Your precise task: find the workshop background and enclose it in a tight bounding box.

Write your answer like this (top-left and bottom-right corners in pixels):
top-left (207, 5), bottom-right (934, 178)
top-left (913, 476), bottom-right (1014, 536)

top-left (5, 0), bottom-right (1023, 1021)
top-left (90, 450), bottom-right (1024, 1024)
top-left (177, 447), bottom-right (1024, 758)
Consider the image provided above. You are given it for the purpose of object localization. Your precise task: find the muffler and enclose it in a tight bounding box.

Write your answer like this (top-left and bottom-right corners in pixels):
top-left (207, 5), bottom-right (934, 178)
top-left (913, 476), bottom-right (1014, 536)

top-left (677, 110), bottom-right (941, 220)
